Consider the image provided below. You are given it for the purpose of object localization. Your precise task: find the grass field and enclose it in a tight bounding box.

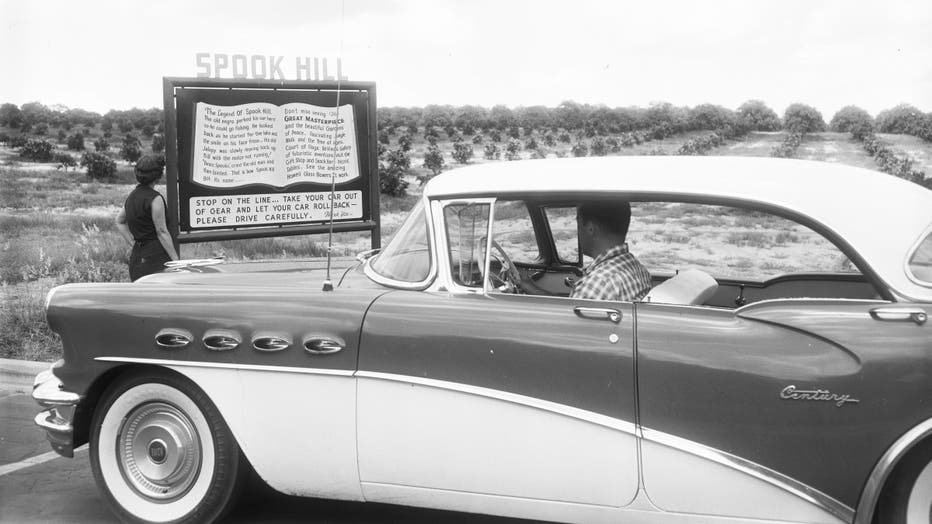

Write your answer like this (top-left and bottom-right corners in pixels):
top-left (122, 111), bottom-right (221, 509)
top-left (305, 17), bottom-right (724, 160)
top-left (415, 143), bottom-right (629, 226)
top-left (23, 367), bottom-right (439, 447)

top-left (2, 130), bottom-right (931, 361)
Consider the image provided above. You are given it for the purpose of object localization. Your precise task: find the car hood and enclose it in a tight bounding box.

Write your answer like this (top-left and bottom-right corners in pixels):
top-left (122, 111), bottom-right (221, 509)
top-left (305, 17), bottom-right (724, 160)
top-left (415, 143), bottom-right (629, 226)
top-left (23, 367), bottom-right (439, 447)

top-left (136, 257), bottom-right (375, 288)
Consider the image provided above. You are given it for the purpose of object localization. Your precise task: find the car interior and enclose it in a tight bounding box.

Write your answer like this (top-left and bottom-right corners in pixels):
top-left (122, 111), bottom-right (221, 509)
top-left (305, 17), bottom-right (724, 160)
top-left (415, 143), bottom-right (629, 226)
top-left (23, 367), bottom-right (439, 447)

top-left (475, 198), bottom-right (884, 308)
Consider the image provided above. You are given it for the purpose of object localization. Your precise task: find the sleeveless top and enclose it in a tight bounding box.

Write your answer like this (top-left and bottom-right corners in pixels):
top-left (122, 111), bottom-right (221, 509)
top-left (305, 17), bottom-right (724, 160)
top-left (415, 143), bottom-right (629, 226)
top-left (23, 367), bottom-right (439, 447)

top-left (124, 185), bottom-right (167, 257)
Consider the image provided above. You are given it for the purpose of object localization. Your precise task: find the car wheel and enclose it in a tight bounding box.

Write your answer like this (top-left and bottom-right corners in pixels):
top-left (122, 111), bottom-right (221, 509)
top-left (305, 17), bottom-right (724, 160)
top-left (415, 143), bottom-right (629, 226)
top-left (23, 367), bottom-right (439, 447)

top-left (90, 370), bottom-right (246, 524)
top-left (877, 440), bottom-right (932, 524)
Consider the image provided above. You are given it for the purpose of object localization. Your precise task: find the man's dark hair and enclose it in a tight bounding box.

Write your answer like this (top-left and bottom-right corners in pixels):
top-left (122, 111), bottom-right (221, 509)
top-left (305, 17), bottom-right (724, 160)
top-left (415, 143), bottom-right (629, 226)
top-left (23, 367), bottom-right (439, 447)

top-left (578, 201), bottom-right (631, 238)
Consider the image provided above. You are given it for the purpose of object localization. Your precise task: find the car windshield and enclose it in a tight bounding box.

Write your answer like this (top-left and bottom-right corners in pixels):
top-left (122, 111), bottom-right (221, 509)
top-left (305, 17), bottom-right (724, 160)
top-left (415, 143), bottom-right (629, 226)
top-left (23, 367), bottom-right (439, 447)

top-left (369, 200), bottom-right (431, 283)
top-left (908, 229), bottom-right (932, 285)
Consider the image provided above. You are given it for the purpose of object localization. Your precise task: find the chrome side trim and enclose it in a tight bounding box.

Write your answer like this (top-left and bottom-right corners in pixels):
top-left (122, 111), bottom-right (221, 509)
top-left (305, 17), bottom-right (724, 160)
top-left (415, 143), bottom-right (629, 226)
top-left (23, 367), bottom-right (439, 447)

top-left (642, 427), bottom-right (854, 523)
top-left (94, 357), bottom-right (354, 377)
top-left (355, 370), bottom-right (637, 435)
top-left (854, 417), bottom-right (932, 524)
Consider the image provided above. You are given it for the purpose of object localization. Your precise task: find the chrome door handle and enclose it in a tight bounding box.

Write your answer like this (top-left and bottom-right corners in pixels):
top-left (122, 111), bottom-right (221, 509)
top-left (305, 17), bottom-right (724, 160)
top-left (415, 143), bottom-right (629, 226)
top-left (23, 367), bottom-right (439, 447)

top-left (155, 329), bottom-right (192, 350)
top-left (252, 336), bottom-right (292, 352)
top-left (574, 307), bottom-right (622, 323)
top-left (304, 337), bottom-right (345, 355)
top-left (870, 307), bottom-right (927, 325)
top-left (203, 331), bottom-right (241, 351)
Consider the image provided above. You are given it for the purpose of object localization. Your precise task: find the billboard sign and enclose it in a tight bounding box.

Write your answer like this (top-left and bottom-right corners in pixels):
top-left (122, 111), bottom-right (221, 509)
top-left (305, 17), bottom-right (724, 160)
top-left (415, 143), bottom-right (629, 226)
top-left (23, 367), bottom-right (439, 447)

top-left (162, 77), bottom-right (379, 247)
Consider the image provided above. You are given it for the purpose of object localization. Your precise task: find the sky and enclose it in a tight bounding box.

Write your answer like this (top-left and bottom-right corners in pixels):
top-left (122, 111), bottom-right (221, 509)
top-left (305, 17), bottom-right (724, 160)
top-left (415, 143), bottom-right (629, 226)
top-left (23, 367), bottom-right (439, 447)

top-left (2, 0), bottom-right (931, 119)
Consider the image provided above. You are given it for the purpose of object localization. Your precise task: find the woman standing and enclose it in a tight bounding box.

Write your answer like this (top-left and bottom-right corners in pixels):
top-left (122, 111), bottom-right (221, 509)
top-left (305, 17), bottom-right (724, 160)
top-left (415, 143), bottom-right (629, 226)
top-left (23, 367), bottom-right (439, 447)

top-left (116, 154), bottom-right (179, 281)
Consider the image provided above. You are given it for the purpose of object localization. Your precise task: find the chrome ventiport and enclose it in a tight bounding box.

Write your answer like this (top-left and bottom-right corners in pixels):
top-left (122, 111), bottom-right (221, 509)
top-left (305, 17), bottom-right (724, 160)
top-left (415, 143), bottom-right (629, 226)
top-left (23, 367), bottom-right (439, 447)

top-left (155, 329), bottom-right (193, 350)
top-left (202, 330), bottom-right (241, 351)
top-left (304, 336), bottom-right (345, 355)
top-left (252, 335), bottom-right (292, 352)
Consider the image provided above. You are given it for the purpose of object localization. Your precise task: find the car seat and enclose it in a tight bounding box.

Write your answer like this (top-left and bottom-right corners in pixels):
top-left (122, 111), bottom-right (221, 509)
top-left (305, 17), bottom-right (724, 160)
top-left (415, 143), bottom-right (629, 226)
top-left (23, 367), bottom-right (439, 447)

top-left (644, 269), bottom-right (718, 305)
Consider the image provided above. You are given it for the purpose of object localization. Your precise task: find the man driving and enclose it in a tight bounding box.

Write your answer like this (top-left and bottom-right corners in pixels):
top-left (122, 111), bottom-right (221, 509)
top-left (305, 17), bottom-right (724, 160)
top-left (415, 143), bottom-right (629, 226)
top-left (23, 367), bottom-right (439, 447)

top-left (571, 201), bottom-right (652, 301)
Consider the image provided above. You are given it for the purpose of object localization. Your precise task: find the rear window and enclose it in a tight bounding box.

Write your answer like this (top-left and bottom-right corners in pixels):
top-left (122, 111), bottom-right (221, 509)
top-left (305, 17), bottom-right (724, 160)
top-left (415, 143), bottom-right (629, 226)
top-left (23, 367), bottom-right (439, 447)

top-left (908, 229), bottom-right (932, 286)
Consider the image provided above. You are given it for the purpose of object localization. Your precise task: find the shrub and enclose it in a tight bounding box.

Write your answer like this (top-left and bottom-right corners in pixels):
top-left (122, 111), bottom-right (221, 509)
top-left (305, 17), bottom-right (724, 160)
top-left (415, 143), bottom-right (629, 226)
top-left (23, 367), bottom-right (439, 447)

top-left (472, 134), bottom-right (484, 145)
top-left (875, 104), bottom-right (925, 135)
top-left (34, 122), bottom-right (48, 136)
top-left (590, 137), bottom-right (608, 156)
top-left (543, 132), bottom-right (556, 147)
top-left (770, 132), bottom-right (803, 158)
top-left (422, 144), bottom-right (445, 176)
top-left (10, 135), bottom-right (28, 149)
top-left (54, 152), bottom-right (77, 171)
top-left (81, 151), bottom-right (117, 180)
top-left (452, 142), bottom-right (474, 164)
top-left (507, 126), bottom-right (520, 139)
top-left (484, 142), bottom-right (501, 160)
top-left (378, 130), bottom-right (390, 144)
top-left (93, 137), bottom-right (110, 152)
top-left (489, 130), bottom-right (502, 143)
top-left (830, 106), bottom-right (873, 138)
top-left (120, 134), bottom-right (142, 162)
top-left (57, 129), bottom-right (67, 143)
top-left (19, 139), bottom-right (54, 162)
top-left (571, 142), bottom-right (588, 157)
top-left (379, 148), bottom-right (410, 197)
top-left (530, 148), bottom-right (548, 159)
top-left (397, 133), bottom-right (413, 152)
top-left (524, 136), bottom-right (538, 150)
top-left (558, 131), bottom-right (571, 143)
top-left (606, 136), bottom-right (620, 152)
top-left (505, 138), bottom-right (521, 160)
top-left (66, 132), bottom-right (85, 151)
top-left (737, 100), bottom-right (781, 131)
top-left (783, 103), bottom-right (826, 134)
top-left (151, 133), bottom-right (165, 153)
top-left (0, 132), bottom-right (9, 144)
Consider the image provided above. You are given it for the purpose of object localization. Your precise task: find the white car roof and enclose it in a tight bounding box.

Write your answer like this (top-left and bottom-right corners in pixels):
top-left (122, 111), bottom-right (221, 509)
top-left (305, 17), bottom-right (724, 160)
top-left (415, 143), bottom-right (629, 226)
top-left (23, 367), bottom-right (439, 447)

top-left (424, 156), bottom-right (932, 302)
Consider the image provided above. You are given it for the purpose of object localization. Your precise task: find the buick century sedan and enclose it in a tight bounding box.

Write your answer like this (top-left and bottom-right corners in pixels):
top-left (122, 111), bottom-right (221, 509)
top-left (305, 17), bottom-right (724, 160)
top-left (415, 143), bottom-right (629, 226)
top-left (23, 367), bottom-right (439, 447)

top-left (34, 156), bottom-right (932, 524)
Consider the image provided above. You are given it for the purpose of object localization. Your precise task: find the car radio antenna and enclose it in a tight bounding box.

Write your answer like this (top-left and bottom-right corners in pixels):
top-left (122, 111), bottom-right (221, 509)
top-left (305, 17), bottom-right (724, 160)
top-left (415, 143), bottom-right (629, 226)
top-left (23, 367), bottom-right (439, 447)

top-left (322, 0), bottom-right (346, 292)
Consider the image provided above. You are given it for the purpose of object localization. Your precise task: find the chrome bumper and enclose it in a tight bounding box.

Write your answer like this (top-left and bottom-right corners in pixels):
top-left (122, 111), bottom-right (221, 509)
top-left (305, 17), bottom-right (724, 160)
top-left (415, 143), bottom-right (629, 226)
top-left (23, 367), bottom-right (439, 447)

top-left (33, 364), bottom-right (83, 458)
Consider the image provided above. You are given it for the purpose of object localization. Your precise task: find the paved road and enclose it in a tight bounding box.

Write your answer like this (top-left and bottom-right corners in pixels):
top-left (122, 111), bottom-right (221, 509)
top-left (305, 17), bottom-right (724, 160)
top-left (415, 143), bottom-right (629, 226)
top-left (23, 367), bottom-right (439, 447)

top-left (0, 363), bottom-right (536, 523)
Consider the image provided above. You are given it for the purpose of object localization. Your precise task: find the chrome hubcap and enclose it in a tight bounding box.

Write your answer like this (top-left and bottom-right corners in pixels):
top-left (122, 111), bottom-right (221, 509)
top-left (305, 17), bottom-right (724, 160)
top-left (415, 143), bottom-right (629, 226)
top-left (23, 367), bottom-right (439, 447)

top-left (118, 402), bottom-right (201, 500)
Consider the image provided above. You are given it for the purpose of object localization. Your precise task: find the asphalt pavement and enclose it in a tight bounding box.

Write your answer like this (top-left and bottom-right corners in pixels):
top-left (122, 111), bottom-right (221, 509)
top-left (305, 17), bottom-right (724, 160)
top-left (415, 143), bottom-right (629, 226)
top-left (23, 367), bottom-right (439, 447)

top-left (0, 359), bottom-right (534, 523)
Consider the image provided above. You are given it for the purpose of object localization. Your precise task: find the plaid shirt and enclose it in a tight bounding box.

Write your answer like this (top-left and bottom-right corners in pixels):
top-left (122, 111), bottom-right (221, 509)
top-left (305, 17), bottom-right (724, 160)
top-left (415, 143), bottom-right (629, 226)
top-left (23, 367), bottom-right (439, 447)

top-left (571, 244), bottom-right (652, 302)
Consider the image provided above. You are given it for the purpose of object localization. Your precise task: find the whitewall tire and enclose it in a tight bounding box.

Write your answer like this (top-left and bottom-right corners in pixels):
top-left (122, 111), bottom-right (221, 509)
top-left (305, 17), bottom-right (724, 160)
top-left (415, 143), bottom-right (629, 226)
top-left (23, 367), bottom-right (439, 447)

top-left (90, 370), bottom-right (245, 524)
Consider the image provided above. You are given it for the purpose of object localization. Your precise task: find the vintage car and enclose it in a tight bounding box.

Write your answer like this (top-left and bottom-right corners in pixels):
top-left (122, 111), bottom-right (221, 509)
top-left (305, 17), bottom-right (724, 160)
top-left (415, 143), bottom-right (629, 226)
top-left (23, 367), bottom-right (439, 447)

top-left (34, 156), bottom-right (932, 524)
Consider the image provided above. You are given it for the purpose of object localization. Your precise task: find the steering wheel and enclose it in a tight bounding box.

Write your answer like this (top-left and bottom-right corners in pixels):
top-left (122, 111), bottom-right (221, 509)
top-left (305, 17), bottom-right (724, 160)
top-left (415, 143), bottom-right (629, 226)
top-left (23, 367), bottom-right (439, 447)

top-left (479, 238), bottom-right (523, 293)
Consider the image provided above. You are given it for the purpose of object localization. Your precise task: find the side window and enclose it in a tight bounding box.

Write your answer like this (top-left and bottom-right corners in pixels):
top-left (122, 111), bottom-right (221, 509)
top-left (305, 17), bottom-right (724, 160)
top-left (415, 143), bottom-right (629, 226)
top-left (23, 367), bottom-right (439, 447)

top-left (627, 203), bottom-right (859, 280)
top-left (544, 206), bottom-right (579, 264)
top-left (492, 201), bottom-right (540, 264)
top-left (444, 202), bottom-right (490, 288)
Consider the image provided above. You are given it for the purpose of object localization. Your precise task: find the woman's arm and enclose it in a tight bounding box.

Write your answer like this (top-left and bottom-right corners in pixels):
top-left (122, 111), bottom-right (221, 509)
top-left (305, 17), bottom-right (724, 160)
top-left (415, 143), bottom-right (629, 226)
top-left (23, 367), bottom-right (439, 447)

top-left (151, 196), bottom-right (179, 260)
top-left (115, 207), bottom-right (134, 245)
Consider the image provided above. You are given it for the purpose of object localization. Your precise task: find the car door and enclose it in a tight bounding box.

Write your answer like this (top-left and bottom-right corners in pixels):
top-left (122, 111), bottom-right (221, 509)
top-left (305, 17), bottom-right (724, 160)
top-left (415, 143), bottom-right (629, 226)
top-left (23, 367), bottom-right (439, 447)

top-left (636, 298), bottom-right (932, 523)
top-left (356, 291), bottom-right (639, 513)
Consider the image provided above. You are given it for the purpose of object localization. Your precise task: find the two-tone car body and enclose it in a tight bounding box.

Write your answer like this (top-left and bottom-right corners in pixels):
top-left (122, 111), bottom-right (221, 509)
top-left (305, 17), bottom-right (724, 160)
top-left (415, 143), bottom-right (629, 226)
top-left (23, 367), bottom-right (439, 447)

top-left (35, 156), bottom-right (932, 523)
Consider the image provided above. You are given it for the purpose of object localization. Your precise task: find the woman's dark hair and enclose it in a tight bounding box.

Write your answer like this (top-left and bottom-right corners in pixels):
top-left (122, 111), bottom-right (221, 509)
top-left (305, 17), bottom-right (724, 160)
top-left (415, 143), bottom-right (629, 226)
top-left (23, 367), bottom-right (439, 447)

top-left (134, 154), bottom-right (165, 185)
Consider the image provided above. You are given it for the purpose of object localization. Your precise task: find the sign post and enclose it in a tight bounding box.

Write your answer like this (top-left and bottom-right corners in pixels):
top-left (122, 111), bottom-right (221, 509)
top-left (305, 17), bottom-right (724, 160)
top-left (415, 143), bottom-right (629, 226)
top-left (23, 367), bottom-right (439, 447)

top-left (162, 77), bottom-right (379, 250)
